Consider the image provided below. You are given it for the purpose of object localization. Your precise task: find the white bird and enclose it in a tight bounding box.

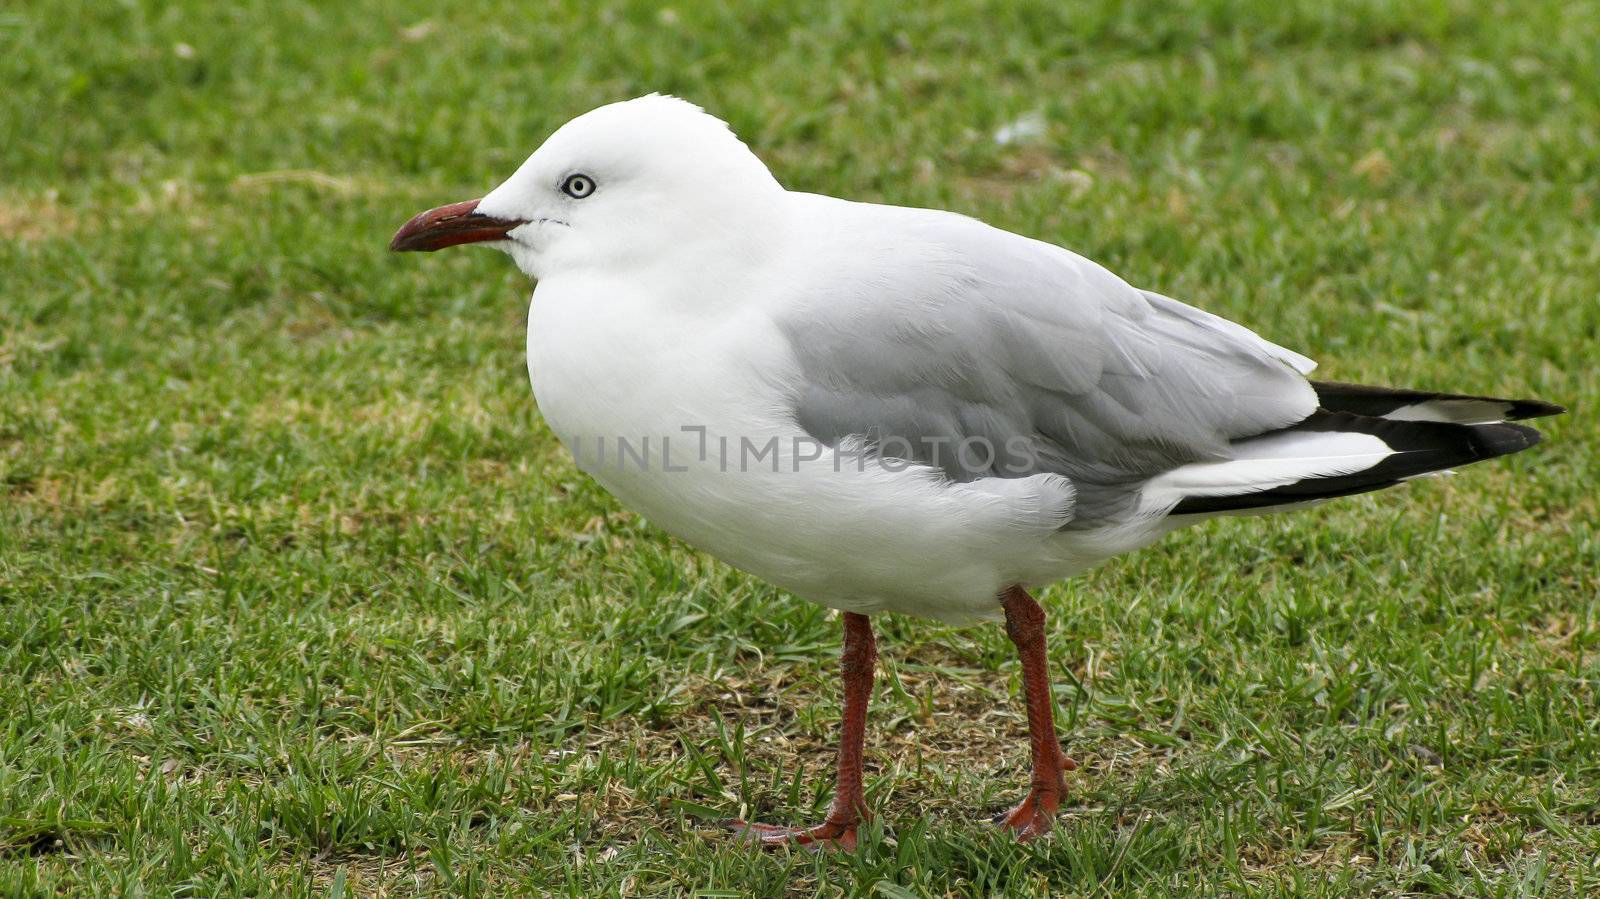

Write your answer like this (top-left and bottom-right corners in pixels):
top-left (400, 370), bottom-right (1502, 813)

top-left (391, 95), bottom-right (1561, 848)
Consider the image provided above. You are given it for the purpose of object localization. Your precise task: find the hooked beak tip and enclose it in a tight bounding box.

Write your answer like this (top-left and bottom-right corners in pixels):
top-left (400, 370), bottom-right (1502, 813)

top-left (390, 199), bottom-right (525, 252)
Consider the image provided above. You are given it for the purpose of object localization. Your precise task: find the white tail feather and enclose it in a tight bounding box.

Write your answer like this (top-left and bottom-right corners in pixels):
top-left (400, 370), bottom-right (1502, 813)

top-left (1141, 431), bottom-right (1391, 509)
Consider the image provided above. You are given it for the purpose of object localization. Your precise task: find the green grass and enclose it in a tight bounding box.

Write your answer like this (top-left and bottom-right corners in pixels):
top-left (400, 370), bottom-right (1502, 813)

top-left (2, 0), bottom-right (1597, 894)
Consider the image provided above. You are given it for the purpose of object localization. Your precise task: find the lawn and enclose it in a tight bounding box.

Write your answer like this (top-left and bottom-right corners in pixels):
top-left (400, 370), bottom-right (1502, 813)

top-left (2, 0), bottom-right (1597, 895)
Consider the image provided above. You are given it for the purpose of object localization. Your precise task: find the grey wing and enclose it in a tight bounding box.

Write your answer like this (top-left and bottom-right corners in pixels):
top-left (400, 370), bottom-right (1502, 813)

top-left (778, 210), bottom-right (1318, 528)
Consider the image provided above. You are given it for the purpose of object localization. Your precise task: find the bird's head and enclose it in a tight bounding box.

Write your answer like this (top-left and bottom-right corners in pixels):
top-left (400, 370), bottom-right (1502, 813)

top-left (390, 95), bottom-right (783, 280)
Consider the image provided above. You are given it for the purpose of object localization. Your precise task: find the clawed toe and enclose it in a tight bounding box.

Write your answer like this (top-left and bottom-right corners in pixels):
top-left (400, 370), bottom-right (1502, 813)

top-left (994, 785), bottom-right (1063, 842)
top-left (725, 818), bottom-right (859, 851)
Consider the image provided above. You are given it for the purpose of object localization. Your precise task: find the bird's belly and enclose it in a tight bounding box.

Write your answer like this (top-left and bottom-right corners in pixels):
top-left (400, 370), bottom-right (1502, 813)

top-left (585, 451), bottom-right (1021, 621)
top-left (581, 451), bottom-right (1173, 623)
top-left (530, 370), bottom-right (1005, 617)
top-left (535, 400), bottom-right (1152, 623)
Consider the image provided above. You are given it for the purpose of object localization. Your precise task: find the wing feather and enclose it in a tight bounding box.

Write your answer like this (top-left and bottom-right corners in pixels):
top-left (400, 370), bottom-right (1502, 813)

top-left (775, 199), bottom-right (1318, 527)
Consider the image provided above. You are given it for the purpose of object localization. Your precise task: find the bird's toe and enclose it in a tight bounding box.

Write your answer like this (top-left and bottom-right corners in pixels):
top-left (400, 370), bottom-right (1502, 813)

top-left (993, 788), bottom-right (1061, 842)
top-left (725, 818), bottom-right (859, 851)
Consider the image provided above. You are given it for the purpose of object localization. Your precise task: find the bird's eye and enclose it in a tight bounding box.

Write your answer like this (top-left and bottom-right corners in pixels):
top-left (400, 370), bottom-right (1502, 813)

top-left (561, 174), bottom-right (595, 199)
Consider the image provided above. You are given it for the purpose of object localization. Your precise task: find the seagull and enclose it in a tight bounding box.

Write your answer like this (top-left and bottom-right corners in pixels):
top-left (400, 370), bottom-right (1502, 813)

top-left (390, 95), bottom-right (1562, 848)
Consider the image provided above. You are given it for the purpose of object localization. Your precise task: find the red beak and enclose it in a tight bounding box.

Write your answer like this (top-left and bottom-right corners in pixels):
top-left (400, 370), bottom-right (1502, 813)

top-left (389, 199), bottom-right (526, 252)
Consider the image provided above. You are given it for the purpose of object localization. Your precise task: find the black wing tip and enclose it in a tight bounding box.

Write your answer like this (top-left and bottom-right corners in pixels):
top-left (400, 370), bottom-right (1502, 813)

top-left (1311, 380), bottom-right (1566, 422)
top-left (1473, 420), bottom-right (1542, 456)
top-left (1504, 398), bottom-right (1566, 421)
top-left (1169, 414), bottom-right (1549, 517)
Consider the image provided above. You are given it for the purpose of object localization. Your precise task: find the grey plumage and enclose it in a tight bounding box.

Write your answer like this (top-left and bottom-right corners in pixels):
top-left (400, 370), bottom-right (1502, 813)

top-left (777, 202), bottom-right (1319, 527)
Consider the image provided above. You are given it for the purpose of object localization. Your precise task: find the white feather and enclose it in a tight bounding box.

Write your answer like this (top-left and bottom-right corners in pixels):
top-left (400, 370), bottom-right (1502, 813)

top-left (1140, 431), bottom-right (1392, 510)
top-left (1383, 399), bottom-right (1510, 424)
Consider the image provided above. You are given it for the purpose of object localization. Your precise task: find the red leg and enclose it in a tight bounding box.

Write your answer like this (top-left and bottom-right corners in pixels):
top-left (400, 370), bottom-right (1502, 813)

top-left (994, 585), bottom-right (1077, 841)
top-left (727, 611), bottom-right (875, 851)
